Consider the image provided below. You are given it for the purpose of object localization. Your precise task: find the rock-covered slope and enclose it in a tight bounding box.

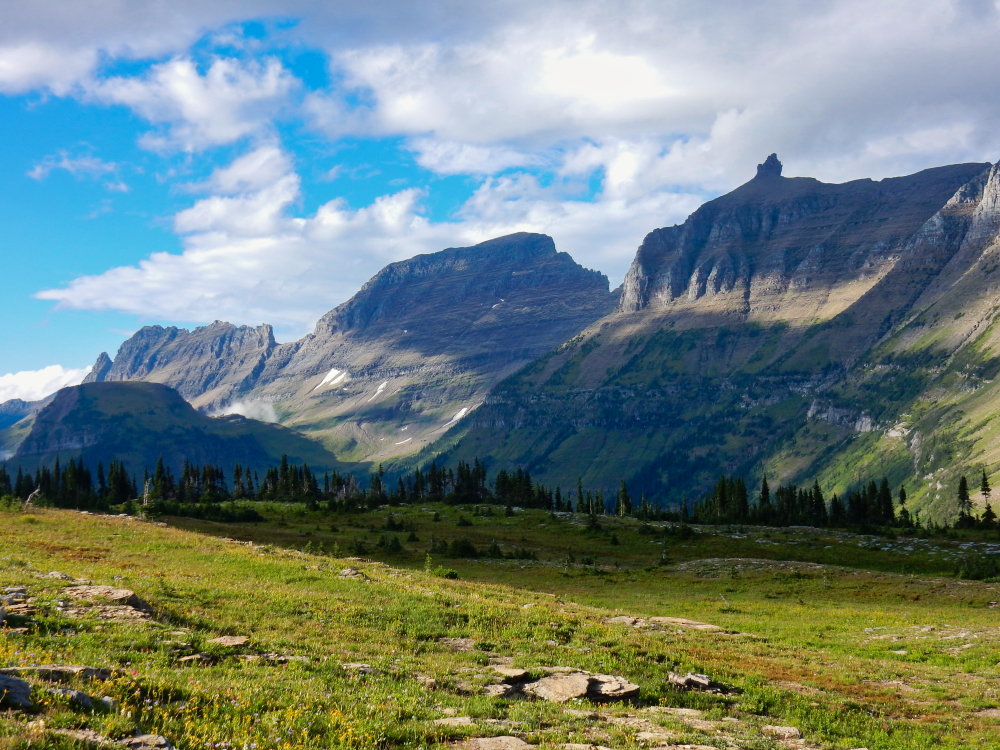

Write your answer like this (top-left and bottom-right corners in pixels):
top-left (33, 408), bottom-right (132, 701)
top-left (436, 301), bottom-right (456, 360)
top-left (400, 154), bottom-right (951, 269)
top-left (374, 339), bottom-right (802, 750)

top-left (85, 233), bottom-right (616, 462)
top-left (13, 382), bottom-right (340, 473)
top-left (433, 156), bottom-right (1000, 522)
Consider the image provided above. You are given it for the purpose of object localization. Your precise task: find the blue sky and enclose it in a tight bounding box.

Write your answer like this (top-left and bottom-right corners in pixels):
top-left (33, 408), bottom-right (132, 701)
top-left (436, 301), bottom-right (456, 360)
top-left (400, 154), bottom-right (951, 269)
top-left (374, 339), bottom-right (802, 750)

top-left (3, 0), bottom-right (1000, 401)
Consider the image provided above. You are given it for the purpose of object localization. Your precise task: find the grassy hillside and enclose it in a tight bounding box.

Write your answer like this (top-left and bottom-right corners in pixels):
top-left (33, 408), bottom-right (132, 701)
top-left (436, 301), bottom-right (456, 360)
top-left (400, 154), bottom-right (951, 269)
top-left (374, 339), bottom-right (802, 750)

top-left (11, 382), bottom-right (346, 475)
top-left (2, 504), bottom-right (999, 748)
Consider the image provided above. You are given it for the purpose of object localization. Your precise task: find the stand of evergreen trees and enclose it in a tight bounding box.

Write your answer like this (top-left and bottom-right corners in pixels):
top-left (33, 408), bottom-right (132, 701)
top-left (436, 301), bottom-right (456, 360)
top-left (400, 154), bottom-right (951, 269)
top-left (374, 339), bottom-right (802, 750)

top-left (3, 454), bottom-right (997, 532)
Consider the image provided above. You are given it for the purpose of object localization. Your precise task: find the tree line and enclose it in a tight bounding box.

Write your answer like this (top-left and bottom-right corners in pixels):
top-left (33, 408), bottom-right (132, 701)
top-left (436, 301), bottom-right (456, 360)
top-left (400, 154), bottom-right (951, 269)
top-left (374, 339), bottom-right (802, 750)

top-left (3, 454), bottom-right (997, 530)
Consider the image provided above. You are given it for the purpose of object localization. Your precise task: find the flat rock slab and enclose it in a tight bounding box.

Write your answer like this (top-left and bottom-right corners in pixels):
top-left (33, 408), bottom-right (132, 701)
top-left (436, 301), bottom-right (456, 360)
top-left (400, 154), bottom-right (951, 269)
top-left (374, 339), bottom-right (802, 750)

top-left (976, 708), bottom-right (1000, 718)
top-left (523, 670), bottom-right (639, 703)
top-left (455, 738), bottom-right (535, 750)
top-left (1, 665), bottom-right (118, 682)
top-left (648, 617), bottom-right (722, 632)
top-left (118, 735), bottom-right (175, 749)
top-left (0, 673), bottom-right (33, 709)
top-left (762, 726), bottom-right (802, 740)
top-left (560, 745), bottom-right (614, 750)
top-left (66, 586), bottom-right (149, 610)
top-left (207, 635), bottom-right (249, 647)
top-left (523, 672), bottom-right (591, 702)
top-left (339, 568), bottom-right (367, 579)
top-left (588, 674), bottom-right (640, 702)
top-left (435, 716), bottom-right (477, 726)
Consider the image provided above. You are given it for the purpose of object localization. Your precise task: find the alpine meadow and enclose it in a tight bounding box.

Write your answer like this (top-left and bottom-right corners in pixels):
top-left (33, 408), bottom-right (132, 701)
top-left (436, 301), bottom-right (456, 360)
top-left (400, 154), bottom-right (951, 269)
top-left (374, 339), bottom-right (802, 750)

top-left (4, 3), bottom-right (1000, 750)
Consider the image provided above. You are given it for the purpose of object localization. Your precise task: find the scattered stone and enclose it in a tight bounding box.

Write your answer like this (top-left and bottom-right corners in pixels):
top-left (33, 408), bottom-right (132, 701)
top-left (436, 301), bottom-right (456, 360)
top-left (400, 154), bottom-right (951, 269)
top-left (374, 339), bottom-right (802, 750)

top-left (560, 745), bottom-right (614, 750)
top-left (46, 572), bottom-right (74, 581)
top-left (636, 731), bottom-right (678, 743)
top-left (493, 667), bottom-right (528, 682)
top-left (207, 635), bottom-right (249, 647)
top-left (178, 654), bottom-right (211, 665)
top-left (256, 653), bottom-right (310, 665)
top-left (442, 707), bottom-right (458, 716)
top-left (339, 568), bottom-right (367, 579)
top-left (440, 637), bottom-right (477, 652)
top-left (99, 696), bottom-right (119, 711)
top-left (0, 665), bottom-right (118, 682)
top-left (415, 675), bottom-right (438, 689)
top-left (667, 672), bottom-right (720, 693)
top-left (976, 708), bottom-right (1000, 718)
top-left (435, 716), bottom-right (476, 726)
top-left (563, 709), bottom-right (599, 719)
top-left (118, 735), bottom-right (175, 749)
top-left (0, 673), bottom-right (33, 709)
top-left (587, 674), bottom-right (640, 702)
top-left (762, 725), bottom-right (802, 740)
top-left (342, 663), bottom-right (379, 675)
top-left (645, 707), bottom-right (704, 718)
top-left (455, 738), bottom-right (534, 750)
top-left (483, 684), bottom-right (515, 698)
top-left (52, 728), bottom-right (113, 745)
top-left (48, 687), bottom-right (94, 709)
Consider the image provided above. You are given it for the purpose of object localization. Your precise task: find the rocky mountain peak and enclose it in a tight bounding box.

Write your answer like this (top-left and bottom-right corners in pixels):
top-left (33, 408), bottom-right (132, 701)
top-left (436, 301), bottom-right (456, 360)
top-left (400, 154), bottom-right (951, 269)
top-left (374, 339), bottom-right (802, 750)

top-left (618, 161), bottom-right (991, 314)
top-left (82, 352), bottom-right (112, 384)
top-left (755, 153), bottom-right (783, 178)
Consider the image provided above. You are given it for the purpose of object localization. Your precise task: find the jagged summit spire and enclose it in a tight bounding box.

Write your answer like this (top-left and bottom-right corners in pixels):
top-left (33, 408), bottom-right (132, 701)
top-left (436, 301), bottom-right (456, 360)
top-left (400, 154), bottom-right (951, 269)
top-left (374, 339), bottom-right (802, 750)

top-left (755, 153), bottom-right (782, 178)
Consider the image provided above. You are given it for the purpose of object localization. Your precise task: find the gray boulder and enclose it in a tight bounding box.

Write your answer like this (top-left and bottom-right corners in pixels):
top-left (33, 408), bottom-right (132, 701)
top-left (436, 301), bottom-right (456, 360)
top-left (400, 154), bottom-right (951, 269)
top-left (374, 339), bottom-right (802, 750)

top-left (48, 687), bottom-right (94, 710)
top-left (0, 673), bottom-right (33, 709)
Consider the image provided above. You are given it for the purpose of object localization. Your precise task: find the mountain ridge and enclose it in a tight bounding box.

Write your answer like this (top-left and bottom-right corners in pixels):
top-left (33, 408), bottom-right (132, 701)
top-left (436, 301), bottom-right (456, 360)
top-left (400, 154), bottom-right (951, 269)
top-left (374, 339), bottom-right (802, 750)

top-left (81, 232), bottom-right (617, 463)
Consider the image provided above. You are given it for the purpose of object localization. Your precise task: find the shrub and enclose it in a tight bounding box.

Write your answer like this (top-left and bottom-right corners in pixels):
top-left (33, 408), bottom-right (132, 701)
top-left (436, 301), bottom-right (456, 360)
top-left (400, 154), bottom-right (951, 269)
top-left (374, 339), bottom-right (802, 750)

top-left (955, 553), bottom-right (1000, 580)
top-left (448, 538), bottom-right (479, 558)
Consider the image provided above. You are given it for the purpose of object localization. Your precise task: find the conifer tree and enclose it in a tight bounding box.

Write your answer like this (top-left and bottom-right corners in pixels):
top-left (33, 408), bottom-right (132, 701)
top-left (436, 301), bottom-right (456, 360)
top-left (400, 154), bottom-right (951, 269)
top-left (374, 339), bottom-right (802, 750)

top-left (897, 486), bottom-right (911, 527)
top-left (958, 475), bottom-right (972, 522)
top-left (981, 469), bottom-right (991, 503)
top-left (878, 477), bottom-right (894, 525)
top-left (618, 480), bottom-right (632, 517)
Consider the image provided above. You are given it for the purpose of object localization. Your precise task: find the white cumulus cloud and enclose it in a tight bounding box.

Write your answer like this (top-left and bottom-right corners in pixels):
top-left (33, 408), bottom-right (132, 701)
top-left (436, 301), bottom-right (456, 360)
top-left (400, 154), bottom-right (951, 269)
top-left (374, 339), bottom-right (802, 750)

top-left (0, 365), bottom-right (91, 404)
top-left (87, 57), bottom-right (298, 153)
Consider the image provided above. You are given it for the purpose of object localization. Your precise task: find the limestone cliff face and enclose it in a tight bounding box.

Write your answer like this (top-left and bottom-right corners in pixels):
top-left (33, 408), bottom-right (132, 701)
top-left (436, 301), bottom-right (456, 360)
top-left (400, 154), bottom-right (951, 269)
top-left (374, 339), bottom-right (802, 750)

top-left (438, 157), bottom-right (1000, 514)
top-left (619, 155), bottom-right (991, 325)
top-left (86, 233), bottom-right (616, 461)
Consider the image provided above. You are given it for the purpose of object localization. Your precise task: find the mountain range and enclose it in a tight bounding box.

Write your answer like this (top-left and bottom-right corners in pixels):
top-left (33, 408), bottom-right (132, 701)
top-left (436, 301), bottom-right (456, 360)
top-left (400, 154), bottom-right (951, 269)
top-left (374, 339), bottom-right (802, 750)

top-left (7, 154), bottom-right (1000, 522)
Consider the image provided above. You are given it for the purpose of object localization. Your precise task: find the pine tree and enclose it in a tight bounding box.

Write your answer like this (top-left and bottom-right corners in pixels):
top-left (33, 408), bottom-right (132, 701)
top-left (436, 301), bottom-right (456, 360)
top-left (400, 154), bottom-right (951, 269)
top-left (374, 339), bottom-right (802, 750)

top-left (897, 486), bottom-right (911, 527)
top-left (981, 469), bottom-right (992, 503)
top-left (958, 475), bottom-right (972, 522)
top-left (878, 477), bottom-right (894, 525)
top-left (619, 480), bottom-right (632, 517)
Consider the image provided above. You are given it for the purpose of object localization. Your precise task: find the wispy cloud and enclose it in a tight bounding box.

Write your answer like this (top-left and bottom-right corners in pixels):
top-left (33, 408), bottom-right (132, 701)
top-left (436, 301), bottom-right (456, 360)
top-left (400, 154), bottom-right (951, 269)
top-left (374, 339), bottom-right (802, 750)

top-left (28, 150), bottom-right (117, 180)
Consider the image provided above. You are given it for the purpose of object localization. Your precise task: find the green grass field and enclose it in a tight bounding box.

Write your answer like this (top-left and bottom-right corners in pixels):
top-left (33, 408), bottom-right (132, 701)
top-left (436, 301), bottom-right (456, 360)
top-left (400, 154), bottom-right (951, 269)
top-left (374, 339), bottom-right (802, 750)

top-left (2, 504), bottom-right (1000, 749)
